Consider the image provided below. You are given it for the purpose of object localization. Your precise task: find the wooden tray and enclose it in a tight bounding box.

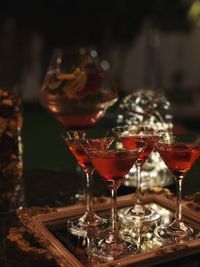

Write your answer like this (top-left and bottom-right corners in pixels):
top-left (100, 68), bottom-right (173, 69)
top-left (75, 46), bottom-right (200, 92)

top-left (15, 193), bottom-right (200, 267)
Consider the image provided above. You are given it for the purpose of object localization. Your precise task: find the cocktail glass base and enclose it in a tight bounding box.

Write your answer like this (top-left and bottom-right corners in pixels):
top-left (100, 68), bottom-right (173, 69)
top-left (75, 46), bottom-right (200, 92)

top-left (67, 212), bottom-right (109, 237)
top-left (118, 204), bottom-right (161, 226)
top-left (154, 220), bottom-right (193, 243)
top-left (88, 230), bottom-right (137, 261)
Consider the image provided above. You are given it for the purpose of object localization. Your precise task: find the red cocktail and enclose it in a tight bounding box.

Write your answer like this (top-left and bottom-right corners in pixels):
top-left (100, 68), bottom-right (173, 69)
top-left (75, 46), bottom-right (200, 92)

top-left (63, 131), bottom-right (113, 237)
top-left (156, 137), bottom-right (200, 240)
top-left (90, 150), bottom-right (141, 190)
top-left (156, 144), bottom-right (199, 178)
top-left (87, 142), bottom-right (145, 260)
top-left (113, 125), bottom-right (161, 224)
top-left (121, 135), bottom-right (160, 166)
top-left (66, 137), bottom-right (113, 171)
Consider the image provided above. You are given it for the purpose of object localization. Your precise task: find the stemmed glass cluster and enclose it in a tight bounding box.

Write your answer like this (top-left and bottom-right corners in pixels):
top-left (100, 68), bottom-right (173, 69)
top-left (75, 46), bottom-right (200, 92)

top-left (63, 129), bottom-right (147, 258)
top-left (39, 47), bottom-right (200, 263)
top-left (111, 127), bottom-right (200, 244)
top-left (62, 126), bottom-right (200, 260)
top-left (78, 127), bottom-right (199, 262)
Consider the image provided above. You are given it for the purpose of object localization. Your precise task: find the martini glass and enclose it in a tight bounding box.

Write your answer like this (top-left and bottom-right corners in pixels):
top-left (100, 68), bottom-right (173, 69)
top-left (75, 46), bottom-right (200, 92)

top-left (113, 125), bottom-right (162, 224)
top-left (155, 135), bottom-right (199, 241)
top-left (86, 140), bottom-right (146, 261)
top-left (63, 129), bottom-right (113, 237)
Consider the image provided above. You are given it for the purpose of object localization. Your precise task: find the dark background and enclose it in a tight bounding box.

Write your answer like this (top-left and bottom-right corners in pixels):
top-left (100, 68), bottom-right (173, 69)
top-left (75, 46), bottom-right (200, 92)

top-left (0, 0), bottom-right (195, 89)
top-left (1, 1), bottom-right (200, 170)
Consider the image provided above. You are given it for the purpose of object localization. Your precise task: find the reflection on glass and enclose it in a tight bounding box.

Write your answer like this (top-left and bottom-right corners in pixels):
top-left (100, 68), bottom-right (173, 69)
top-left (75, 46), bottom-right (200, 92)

top-left (45, 202), bottom-right (200, 266)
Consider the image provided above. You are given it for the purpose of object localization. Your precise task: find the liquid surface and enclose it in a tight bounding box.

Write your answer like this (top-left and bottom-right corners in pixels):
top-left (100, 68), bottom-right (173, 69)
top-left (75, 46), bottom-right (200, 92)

top-left (121, 135), bottom-right (160, 166)
top-left (90, 150), bottom-right (140, 189)
top-left (156, 143), bottom-right (199, 178)
top-left (64, 137), bottom-right (113, 170)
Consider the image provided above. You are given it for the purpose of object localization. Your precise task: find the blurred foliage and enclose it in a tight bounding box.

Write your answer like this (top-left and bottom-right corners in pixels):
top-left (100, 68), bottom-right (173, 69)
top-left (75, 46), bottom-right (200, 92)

top-left (188, 0), bottom-right (200, 26)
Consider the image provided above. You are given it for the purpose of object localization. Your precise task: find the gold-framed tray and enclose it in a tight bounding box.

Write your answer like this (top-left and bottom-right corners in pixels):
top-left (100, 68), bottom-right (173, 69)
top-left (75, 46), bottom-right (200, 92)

top-left (13, 193), bottom-right (200, 267)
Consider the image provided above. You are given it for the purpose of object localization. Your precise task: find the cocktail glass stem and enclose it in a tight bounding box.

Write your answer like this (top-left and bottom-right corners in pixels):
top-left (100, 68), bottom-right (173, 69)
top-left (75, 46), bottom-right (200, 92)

top-left (136, 164), bottom-right (142, 205)
top-left (175, 177), bottom-right (183, 224)
top-left (166, 174), bottom-right (193, 238)
top-left (111, 188), bottom-right (118, 233)
top-left (85, 169), bottom-right (94, 214)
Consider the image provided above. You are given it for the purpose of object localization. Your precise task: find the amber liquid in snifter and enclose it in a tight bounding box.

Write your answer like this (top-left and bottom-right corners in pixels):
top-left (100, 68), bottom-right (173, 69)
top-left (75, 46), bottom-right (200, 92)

top-left (39, 48), bottom-right (118, 130)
